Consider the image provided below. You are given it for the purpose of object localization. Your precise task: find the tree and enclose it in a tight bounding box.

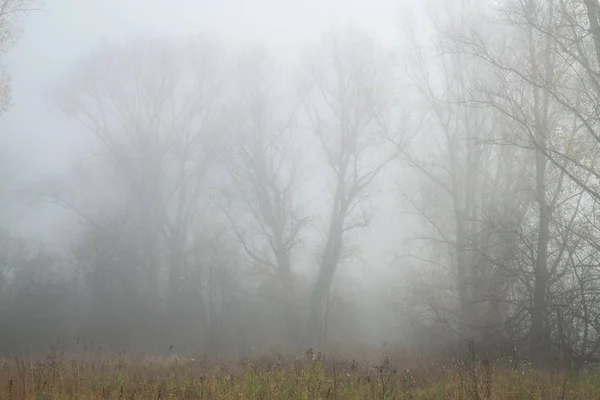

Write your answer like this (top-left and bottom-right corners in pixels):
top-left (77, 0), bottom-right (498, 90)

top-left (0, 0), bottom-right (39, 114)
top-left (0, 0), bottom-right (39, 219)
top-left (447, 0), bottom-right (586, 363)
top-left (220, 46), bottom-right (309, 344)
top-left (394, 8), bottom-right (531, 350)
top-left (406, 0), bottom-right (600, 366)
top-left (303, 26), bottom-right (399, 345)
top-left (0, 0), bottom-right (38, 323)
top-left (56, 36), bottom-right (227, 345)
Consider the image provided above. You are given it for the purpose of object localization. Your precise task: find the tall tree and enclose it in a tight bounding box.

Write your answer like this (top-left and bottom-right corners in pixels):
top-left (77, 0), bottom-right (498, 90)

top-left (56, 36), bottom-right (227, 344)
top-left (396, 9), bottom-right (530, 348)
top-left (221, 46), bottom-right (309, 344)
top-left (443, 0), bottom-right (598, 363)
top-left (303, 26), bottom-right (398, 345)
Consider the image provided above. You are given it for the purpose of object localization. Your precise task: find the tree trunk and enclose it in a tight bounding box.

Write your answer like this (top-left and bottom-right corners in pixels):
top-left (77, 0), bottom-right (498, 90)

top-left (583, 0), bottom-right (600, 67)
top-left (455, 215), bottom-right (471, 342)
top-left (276, 249), bottom-right (299, 344)
top-left (307, 216), bottom-right (344, 347)
top-left (527, 0), bottom-right (553, 364)
top-left (530, 145), bottom-right (550, 363)
top-left (307, 255), bottom-right (337, 346)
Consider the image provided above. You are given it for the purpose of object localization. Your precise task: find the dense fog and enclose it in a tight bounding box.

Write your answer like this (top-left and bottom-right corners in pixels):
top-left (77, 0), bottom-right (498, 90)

top-left (2, 0), bottom-right (600, 368)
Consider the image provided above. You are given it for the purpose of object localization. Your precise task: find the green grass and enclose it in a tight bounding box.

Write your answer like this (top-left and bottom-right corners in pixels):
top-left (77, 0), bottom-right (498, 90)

top-left (0, 350), bottom-right (599, 399)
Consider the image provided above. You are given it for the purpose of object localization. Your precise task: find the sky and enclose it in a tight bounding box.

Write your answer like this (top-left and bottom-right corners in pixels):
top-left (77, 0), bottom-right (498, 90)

top-left (2, 0), bottom-right (413, 178)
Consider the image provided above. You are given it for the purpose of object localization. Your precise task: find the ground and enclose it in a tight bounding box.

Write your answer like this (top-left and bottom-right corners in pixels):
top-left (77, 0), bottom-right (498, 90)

top-left (1, 349), bottom-right (599, 399)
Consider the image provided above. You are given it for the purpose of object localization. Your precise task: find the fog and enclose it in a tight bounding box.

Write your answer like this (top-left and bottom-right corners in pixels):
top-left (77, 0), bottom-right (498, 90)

top-left (2, 0), bottom-right (600, 367)
top-left (0, 0), bottom-right (400, 234)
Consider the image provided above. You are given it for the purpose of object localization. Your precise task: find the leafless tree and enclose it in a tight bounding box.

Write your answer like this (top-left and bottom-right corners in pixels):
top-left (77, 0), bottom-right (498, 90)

top-left (394, 9), bottom-right (514, 349)
top-left (303, 25), bottom-right (399, 345)
top-left (431, 0), bottom-right (600, 364)
top-left (55, 36), bottom-right (227, 337)
top-left (453, 0), bottom-right (560, 361)
top-left (219, 46), bottom-right (309, 343)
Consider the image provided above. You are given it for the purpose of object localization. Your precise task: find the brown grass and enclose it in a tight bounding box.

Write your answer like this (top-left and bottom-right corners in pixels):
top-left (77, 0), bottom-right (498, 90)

top-left (0, 348), bottom-right (598, 399)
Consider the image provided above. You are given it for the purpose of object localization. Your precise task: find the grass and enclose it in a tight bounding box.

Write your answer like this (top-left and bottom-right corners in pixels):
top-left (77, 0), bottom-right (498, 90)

top-left (0, 348), bottom-right (599, 399)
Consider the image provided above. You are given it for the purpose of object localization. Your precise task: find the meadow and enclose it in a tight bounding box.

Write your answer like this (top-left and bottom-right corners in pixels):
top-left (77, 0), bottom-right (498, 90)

top-left (1, 347), bottom-right (599, 399)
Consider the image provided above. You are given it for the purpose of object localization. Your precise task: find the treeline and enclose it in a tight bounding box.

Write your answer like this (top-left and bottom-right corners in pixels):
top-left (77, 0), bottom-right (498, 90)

top-left (3, 0), bottom-right (600, 368)
top-left (1, 28), bottom-right (394, 355)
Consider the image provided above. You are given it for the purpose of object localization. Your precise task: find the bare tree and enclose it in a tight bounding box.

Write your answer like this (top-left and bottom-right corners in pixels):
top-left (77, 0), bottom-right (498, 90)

top-left (393, 9), bottom-right (503, 348)
top-left (219, 46), bottom-right (309, 343)
top-left (387, 2), bottom-right (589, 365)
top-left (303, 26), bottom-right (399, 345)
top-left (435, 0), bottom-right (600, 364)
top-left (56, 36), bottom-right (227, 342)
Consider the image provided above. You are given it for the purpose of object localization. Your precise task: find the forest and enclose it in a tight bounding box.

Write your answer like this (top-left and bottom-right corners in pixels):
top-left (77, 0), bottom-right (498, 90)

top-left (2, 0), bottom-right (600, 383)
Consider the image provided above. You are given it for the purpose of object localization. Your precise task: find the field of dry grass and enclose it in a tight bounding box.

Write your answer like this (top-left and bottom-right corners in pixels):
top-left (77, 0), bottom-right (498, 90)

top-left (1, 348), bottom-right (599, 399)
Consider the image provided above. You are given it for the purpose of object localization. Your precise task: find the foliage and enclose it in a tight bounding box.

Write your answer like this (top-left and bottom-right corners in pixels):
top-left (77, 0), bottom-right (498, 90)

top-left (0, 0), bottom-right (38, 114)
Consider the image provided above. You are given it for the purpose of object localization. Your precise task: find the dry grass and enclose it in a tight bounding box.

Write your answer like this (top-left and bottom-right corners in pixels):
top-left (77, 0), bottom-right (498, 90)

top-left (0, 348), bottom-right (598, 399)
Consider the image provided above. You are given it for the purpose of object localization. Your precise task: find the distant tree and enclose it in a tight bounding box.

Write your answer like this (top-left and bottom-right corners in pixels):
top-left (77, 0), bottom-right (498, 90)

top-left (220, 46), bottom-right (309, 344)
top-left (303, 26), bottom-right (399, 345)
top-left (55, 36), bottom-right (228, 347)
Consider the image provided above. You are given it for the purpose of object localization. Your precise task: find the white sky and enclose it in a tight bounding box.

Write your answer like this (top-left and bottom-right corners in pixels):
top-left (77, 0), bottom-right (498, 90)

top-left (2, 0), bottom-right (417, 176)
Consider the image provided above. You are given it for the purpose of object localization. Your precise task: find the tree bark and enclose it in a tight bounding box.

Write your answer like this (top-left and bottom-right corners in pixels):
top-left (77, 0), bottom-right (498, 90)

top-left (527, 0), bottom-right (553, 362)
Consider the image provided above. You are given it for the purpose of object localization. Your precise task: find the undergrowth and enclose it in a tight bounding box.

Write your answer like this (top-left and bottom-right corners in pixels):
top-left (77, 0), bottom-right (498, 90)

top-left (0, 348), bottom-right (598, 399)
